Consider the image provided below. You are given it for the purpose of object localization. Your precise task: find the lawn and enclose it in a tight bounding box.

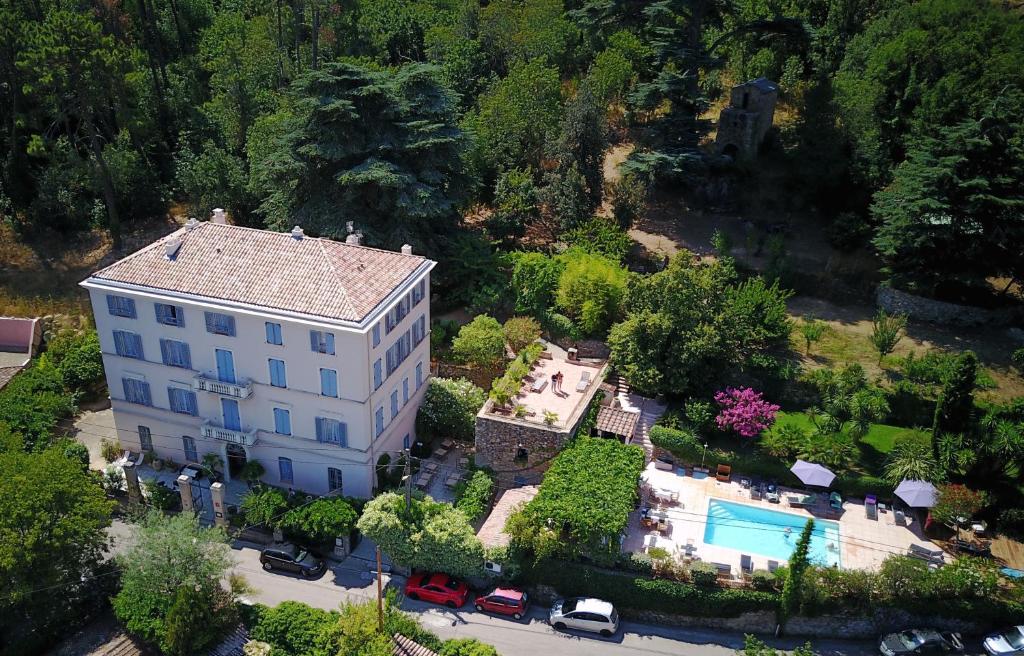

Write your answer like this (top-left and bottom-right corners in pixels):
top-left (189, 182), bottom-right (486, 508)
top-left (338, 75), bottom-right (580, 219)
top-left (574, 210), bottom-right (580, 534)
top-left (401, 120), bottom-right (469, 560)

top-left (771, 411), bottom-right (906, 457)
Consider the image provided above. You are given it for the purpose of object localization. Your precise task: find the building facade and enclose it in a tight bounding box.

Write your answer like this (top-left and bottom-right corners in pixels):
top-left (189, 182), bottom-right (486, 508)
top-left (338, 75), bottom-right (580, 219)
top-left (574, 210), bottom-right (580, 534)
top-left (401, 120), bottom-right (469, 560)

top-left (715, 77), bottom-right (778, 160)
top-left (82, 221), bottom-right (434, 497)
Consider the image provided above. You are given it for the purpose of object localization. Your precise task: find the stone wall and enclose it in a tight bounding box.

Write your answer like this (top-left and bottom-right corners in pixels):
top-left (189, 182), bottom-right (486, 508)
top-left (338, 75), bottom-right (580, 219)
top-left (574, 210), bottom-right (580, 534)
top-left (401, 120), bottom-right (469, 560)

top-left (877, 286), bottom-right (1024, 328)
top-left (474, 410), bottom-right (572, 487)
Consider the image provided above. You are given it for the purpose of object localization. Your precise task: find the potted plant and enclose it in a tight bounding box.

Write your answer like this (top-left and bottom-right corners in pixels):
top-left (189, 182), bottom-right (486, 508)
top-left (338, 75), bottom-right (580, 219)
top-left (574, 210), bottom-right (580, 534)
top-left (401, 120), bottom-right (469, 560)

top-left (543, 410), bottom-right (558, 425)
top-left (238, 460), bottom-right (265, 488)
top-left (202, 452), bottom-right (224, 482)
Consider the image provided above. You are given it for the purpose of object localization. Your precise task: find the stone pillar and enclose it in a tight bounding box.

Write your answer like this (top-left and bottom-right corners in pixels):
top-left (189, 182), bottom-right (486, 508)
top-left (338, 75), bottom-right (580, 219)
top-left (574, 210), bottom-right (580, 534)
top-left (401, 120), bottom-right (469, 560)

top-left (178, 474), bottom-right (193, 513)
top-left (123, 461), bottom-right (142, 507)
top-left (210, 482), bottom-right (228, 528)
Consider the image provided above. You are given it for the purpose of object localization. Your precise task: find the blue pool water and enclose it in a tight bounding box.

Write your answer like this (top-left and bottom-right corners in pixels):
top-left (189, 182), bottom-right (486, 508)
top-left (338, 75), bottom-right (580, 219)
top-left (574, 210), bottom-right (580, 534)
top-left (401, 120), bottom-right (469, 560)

top-left (703, 499), bottom-right (842, 567)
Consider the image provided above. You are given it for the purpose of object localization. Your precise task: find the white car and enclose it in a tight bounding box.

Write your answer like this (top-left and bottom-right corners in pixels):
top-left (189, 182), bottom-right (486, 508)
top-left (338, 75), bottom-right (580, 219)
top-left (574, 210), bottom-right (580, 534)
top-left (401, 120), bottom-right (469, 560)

top-left (548, 597), bottom-right (619, 637)
top-left (984, 627), bottom-right (1024, 656)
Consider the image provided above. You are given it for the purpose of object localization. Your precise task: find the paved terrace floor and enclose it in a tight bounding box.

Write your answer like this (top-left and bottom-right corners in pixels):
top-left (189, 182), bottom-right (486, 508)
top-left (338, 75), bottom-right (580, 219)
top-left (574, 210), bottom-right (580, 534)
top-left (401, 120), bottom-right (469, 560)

top-left (512, 356), bottom-right (599, 429)
top-left (622, 462), bottom-right (938, 577)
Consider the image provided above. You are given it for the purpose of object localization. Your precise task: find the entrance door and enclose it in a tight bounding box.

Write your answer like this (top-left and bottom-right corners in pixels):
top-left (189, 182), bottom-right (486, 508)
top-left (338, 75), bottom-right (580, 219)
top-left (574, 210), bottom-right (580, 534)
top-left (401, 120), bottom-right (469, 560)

top-left (226, 443), bottom-right (247, 478)
top-left (215, 349), bottom-right (236, 383)
top-left (222, 398), bottom-right (241, 431)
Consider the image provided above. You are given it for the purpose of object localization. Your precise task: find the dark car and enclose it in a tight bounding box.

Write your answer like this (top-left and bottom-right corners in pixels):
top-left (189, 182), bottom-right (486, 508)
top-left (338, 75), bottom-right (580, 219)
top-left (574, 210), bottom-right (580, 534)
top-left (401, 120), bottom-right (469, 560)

top-left (259, 543), bottom-right (326, 577)
top-left (405, 572), bottom-right (470, 609)
top-left (475, 587), bottom-right (529, 619)
top-left (879, 629), bottom-right (964, 656)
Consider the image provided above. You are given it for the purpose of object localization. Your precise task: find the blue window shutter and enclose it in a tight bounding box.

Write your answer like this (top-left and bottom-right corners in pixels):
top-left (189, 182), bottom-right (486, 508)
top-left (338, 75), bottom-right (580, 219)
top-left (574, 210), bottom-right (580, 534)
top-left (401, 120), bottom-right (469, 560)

top-left (106, 295), bottom-right (116, 315)
top-left (310, 331), bottom-right (319, 352)
top-left (315, 417), bottom-right (324, 442)
top-left (187, 391), bottom-right (197, 415)
top-left (339, 422), bottom-right (348, 447)
top-left (224, 315), bottom-right (235, 336)
top-left (391, 391), bottom-right (398, 418)
top-left (274, 408), bottom-right (291, 435)
top-left (266, 322), bottom-right (274, 343)
top-left (160, 339), bottom-right (171, 365)
top-left (131, 333), bottom-right (143, 359)
top-left (279, 457), bottom-right (293, 483)
top-left (205, 312), bottom-right (215, 333)
top-left (222, 399), bottom-right (241, 430)
top-left (325, 332), bottom-right (335, 355)
top-left (155, 303), bottom-right (167, 324)
top-left (113, 330), bottom-right (126, 356)
top-left (320, 369), bottom-right (337, 397)
top-left (403, 378), bottom-right (409, 403)
top-left (140, 381), bottom-right (151, 406)
top-left (180, 342), bottom-right (191, 369)
top-left (373, 359), bottom-right (382, 389)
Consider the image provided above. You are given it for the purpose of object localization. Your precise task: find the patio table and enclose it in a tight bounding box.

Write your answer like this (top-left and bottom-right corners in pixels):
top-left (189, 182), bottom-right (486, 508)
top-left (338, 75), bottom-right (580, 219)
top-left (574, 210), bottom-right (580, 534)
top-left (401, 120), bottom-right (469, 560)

top-left (414, 473), bottom-right (432, 489)
top-left (441, 439), bottom-right (455, 450)
top-left (434, 447), bottom-right (449, 459)
top-left (445, 474), bottom-right (462, 488)
top-left (422, 461), bottom-right (439, 473)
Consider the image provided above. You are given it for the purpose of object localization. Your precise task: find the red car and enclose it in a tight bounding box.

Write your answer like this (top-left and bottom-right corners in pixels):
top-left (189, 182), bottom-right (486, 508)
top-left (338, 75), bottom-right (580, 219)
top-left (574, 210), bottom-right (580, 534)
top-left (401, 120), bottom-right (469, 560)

top-left (474, 587), bottom-right (529, 620)
top-left (405, 572), bottom-right (470, 609)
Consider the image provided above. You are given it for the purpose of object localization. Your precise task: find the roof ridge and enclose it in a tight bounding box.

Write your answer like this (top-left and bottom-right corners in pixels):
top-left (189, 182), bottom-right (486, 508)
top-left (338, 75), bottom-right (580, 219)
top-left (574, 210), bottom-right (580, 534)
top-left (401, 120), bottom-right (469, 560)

top-left (91, 223), bottom-right (194, 278)
top-left (316, 238), bottom-right (358, 318)
top-left (203, 222), bottom-right (424, 259)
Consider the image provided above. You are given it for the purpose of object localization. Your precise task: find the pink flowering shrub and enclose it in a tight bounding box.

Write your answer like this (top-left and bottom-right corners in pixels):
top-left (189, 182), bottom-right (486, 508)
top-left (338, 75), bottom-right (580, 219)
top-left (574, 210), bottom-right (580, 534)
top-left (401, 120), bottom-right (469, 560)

top-left (714, 387), bottom-right (780, 438)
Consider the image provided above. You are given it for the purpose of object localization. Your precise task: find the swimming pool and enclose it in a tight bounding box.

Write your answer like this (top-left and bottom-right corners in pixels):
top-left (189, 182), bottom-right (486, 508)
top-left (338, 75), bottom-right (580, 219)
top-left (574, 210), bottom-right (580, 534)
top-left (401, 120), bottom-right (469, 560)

top-left (703, 499), bottom-right (842, 567)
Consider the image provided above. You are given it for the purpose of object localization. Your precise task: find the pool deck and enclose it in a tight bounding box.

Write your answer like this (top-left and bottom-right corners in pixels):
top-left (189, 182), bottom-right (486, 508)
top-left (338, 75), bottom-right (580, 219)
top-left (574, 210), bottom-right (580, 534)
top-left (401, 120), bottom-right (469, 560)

top-left (622, 463), bottom-right (938, 577)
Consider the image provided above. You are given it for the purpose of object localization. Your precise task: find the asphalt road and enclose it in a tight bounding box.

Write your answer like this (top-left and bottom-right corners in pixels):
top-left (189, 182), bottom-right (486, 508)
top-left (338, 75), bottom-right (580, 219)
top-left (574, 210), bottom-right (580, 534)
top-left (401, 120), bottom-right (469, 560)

top-left (229, 542), bottom-right (882, 656)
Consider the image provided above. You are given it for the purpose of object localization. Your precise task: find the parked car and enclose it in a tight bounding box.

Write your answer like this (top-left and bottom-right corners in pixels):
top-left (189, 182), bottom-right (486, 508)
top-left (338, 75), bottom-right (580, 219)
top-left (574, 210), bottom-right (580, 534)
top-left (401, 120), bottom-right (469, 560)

top-left (548, 597), bottom-right (619, 637)
top-left (984, 626), bottom-right (1024, 656)
top-left (474, 587), bottom-right (529, 619)
top-left (404, 572), bottom-right (470, 609)
top-left (259, 543), bottom-right (326, 577)
top-left (879, 629), bottom-right (964, 656)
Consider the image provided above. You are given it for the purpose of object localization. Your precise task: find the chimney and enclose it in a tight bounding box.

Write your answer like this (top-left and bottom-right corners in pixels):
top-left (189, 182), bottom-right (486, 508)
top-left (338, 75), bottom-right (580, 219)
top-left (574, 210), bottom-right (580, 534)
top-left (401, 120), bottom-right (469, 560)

top-left (211, 208), bottom-right (227, 224)
top-left (345, 231), bottom-right (363, 246)
top-left (291, 226), bottom-right (304, 240)
top-left (185, 217), bottom-right (199, 231)
top-left (401, 244), bottom-right (413, 255)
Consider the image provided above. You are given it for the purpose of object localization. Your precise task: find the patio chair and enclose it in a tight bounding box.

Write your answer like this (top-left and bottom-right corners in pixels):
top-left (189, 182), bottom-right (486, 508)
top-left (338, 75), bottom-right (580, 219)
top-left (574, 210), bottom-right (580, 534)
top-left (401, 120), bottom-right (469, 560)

top-left (894, 509), bottom-right (906, 526)
top-left (865, 494), bottom-right (878, 520)
top-left (765, 483), bottom-right (780, 504)
top-left (750, 485), bottom-right (762, 501)
top-left (576, 370), bottom-right (592, 392)
top-left (829, 492), bottom-right (843, 511)
top-left (716, 464), bottom-right (732, 482)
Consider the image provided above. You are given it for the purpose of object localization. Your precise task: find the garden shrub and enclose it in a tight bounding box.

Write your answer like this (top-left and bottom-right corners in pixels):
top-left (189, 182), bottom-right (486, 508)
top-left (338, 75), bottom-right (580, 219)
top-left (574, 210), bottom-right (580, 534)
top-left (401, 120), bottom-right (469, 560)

top-left (998, 508), bottom-right (1024, 540)
top-left (616, 552), bottom-right (654, 575)
top-left (750, 569), bottom-right (776, 592)
top-left (279, 497), bottom-right (359, 548)
top-left (0, 364), bottom-right (76, 451)
top-left (885, 380), bottom-right (937, 428)
top-left (44, 329), bottom-right (105, 395)
top-left (488, 343), bottom-right (544, 406)
top-left (100, 438), bottom-right (123, 463)
top-left (688, 561), bottom-right (717, 587)
top-left (248, 601), bottom-right (337, 656)
top-left (562, 216), bottom-right (633, 263)
top-left (524, 560), bottom-right (778, 617)
top-left (1013, 348), bottom-right (1024, 370)
top-left (541, 311), bottom-right (580, 340)
top-left (439, 638), bottom-right (499, 656)
top-left (416, 377), bottom-right (487, 442)
top-left (649, 425), bottom-right (702, 461)
top-left (454, 470), bottom-right (495, 522)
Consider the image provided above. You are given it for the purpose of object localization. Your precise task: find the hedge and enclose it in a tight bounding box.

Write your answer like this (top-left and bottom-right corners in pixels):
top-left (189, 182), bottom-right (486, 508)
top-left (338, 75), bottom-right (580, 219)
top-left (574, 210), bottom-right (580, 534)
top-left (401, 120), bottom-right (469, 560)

top-left (524, 560), bottom-right (779, 618)
top-left (454, 470), bottom-right (495, 522)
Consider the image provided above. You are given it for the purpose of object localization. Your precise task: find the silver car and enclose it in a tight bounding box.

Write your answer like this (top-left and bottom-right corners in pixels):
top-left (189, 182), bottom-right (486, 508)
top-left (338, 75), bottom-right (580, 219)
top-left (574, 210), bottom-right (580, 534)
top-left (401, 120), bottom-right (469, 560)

top-left (549, 597), bottom-right (619, 637)
top-left (984, 627), bottom-right (1024, 656)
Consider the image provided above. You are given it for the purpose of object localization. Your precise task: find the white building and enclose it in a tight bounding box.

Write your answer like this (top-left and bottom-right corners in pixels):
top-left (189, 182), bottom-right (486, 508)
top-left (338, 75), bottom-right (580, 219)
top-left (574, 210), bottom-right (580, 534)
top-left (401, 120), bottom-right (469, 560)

top-left (81, 220), bottom-right (434, 497)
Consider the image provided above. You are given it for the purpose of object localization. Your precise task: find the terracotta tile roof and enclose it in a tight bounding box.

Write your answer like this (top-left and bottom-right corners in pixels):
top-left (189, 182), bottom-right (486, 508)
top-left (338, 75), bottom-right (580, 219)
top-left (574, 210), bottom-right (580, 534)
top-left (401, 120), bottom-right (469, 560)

top-left (89, 223), bottom-right (430, 323)
top-left (476, 485), bottom-right (540, 548)
top-left (596, 405), bottom-right (640, 437)
top-left (392, 633), bottom-right (439, 656)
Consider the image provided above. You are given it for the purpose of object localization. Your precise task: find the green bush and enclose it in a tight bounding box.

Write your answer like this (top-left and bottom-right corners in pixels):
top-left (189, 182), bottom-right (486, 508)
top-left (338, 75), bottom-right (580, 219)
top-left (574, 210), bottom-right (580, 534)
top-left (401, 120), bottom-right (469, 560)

top-left (248, 601), bottom-right (337, 656)
top-left (417, 377), bottom-right (487, 442)
top-left (524, 560), bottom-right (778, 617)
top-left (541, 311), bottom-right (580, 340)
top-left (688, 561), bottom-right (717, 587)
top-left (280, 498), bottom-right (359, 547)
top-left (750, 569), bottom-right (777, 592)
top-left (885, 380), bottom-right (937, 428)
top-left (44, 329), bottom-right (104, 395)
top-left (998, 508), bottom-right (1024, 539)
top-left (649, 425), bottom-right (702, 461)
top-left (1013, 348), bottom-right (1024, 370)
top-left (455, 470), bottom-right (495, 522)
top-left (439, 638), bottom-right (499, 656)
top-left (616, 552), bottom-right (653, 576)
top-left (0, 364), bottom-right (76, 451)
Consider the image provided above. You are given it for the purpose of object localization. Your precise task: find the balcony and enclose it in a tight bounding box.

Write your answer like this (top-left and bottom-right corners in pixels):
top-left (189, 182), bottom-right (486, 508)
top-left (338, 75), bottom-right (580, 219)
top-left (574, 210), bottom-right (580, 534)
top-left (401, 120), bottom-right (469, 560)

top-left (201, 421), bottom-right (257, 446)
top-left (193, 374), bottom-right (253, 399)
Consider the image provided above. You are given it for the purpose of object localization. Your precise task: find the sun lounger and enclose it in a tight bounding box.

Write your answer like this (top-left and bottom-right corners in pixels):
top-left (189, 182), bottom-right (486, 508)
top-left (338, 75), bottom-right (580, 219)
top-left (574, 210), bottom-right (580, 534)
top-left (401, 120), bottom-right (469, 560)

top-left (908, 544), bottom-right (945, 565)
top-left (575, 370), bottom-right (592, 392)
top-left (414, 472), bottom-right (433, 489)
top-left (441, 439), bottom-right (455, 449)
top-left (787, 494), bottom-right (813, 507)
top-left (530, 375), bottom-right (548, 392)
top-left (716, 464), bottom-right (732, 482)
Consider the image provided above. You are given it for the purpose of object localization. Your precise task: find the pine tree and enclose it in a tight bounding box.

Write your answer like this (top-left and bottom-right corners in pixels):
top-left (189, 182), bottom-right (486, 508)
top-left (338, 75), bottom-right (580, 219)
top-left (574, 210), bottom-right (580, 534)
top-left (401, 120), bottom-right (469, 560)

top-left (779, 519), bottom-right (814, 627)
top-left (933, 351), bottom-right (978, 439)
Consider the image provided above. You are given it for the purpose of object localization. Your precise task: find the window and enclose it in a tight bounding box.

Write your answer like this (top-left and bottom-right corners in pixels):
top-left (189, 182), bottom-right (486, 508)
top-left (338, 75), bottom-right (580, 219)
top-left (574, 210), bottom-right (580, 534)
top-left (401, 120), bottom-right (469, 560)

top-left (385, 296), bottom-right (410, 334)
top-left (265, 322), bottom-right (283, 345)
top-left (183, 436), bottom-right (198, 463)
top-left (390, 390), bottom-right (399, 419)
top-left (403, 434), bottom-right (410, 450)
top-left (327, 467), bottom-right (343, 493)
top-left (411, 279), bottom-right (426, 306)
top-left (310, 330), bottom-right (335, 355)
top-left (402, 378), bottom-right (409, 404)
top-left (221, 398), bottom-right (241, 430)
top-left (415, 362), bottom-right (423, 389)
top-left (215, 349), bottom-right (235, 383)
top-left (279, 457), bottom-right (293, 484)
top-left (320, 368), bottom-right (338, 397)
top-left (273, 408), bottom-right (291, 435)
top-left (106, 294), bottom-right (136, 318)
top-left (412, 315), bottom-right (426, 347)
top-left (375, 406), bottom-right (384, 438)
top-left (113, 330), bottom-right (144, 359)
top-left (373, 359), bottom-right (382, 390)
top-left (122, 378), bottom-right (152, 406)
top-left (268, 359), bottom-right (287, 388)
top-left (159, 339), bottom-right (191, 369)
top-left (372, 323), bottom-right (381, 348)
top-left (385, 330), bottom-right (412, 376)
top-left (154, 303), bottom-right (184, 327)
top-left (315, 417), bottom-right (348, 446)
top-left (516, 447), bottom-right (528, 461)
top-left (168, 387), bottom-right (198, 416)
top-left (204, 311), bottom-right (236, 336)
top-left (139, 425), bottom-right (152, 451)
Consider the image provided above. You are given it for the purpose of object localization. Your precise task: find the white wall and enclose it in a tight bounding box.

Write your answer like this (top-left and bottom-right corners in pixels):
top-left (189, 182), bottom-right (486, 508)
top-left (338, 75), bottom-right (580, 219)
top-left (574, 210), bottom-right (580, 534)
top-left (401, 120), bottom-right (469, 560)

top-left (85, 269), bottom-right (431, 498)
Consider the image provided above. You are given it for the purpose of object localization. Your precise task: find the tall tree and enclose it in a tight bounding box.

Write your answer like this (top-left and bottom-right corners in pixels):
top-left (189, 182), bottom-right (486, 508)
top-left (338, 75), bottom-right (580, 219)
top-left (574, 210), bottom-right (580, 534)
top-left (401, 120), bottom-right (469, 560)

top-left (779, 519), bottom-right (813, 626)
top-left (0, 448), bottom-right (114, 654)
top-left (258, 61), bottom-right (471, 251)
top-left (552, 83), bottom-right (607, 208)
top-left (933, 351), bottom-right (978, 439)
top-left (872, 88), bottom-right (1024, 293)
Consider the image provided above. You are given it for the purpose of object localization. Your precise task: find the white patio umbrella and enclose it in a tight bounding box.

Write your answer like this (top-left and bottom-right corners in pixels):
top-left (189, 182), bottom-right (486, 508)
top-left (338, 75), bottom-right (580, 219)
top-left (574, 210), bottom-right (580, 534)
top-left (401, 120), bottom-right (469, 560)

top-left (790, 460), bottom-right (836, 488)
top-left (894, 479), bottom-right (938, 508)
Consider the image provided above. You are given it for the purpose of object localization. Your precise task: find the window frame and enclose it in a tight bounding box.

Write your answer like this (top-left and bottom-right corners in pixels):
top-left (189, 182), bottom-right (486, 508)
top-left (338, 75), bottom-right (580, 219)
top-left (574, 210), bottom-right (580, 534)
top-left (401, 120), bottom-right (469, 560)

top-left (278, 457), bottom-right (294, 484)
top-left (154, 303), bottom-right (184, 327)
top-left (268, 358), bottom-right (287, 388)
top-left (265, 322), bottom-right (283, 345)
top-left (106, 294), bottom-right (137, 319)
top-left (327, 467), bottom-right (343, 493)
top-left (273, 408), bottom-right (291, 436)
top-left (159, 338), bottom-right (191, 369)
top-left (204, 311), bottom-right (236, 336)
top-left (310, 330), bottom-right (335, 355)
top-left (183, 436), bottom-right (198, 463)
top-left (139, 425), bottom-right (153, 451)
top-left (122, 377), bottom-right (152, 406)
top-left (113, 330), bottom-right (144, 360)
top-left (168, 386), bottom-right (198, 416)
top-left (320, 368), bottom-right (338, 397)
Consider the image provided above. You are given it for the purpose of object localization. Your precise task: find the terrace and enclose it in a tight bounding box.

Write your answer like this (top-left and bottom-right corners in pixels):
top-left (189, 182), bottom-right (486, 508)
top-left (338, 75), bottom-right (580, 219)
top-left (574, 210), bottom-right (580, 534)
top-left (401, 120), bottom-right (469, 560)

top-left (622, 461), bottom-right (942, 578)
